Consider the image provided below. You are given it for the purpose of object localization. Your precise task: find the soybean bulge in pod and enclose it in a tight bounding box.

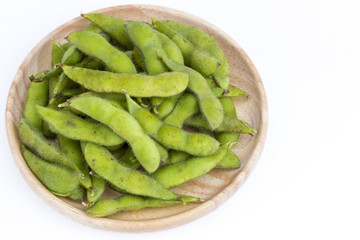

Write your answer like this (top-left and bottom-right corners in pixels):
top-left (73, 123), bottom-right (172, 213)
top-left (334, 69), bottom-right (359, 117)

top-left (126, 95), bottom-right (220, 156)
top-left (67, 31), bottom-right (136, 74)
top-left (83, 142), bottom-right (177, 200)
top-left (61, 95), bottom-right (161, 173)
top-left (160, 20), bottom-right (230, 89)
top-left (62, 66), bottom-right (188, 98)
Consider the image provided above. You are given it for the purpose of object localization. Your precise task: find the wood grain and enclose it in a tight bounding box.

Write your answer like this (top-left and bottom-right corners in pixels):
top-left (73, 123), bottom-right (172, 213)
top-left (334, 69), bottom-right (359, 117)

top-left (5, 5), bottom-right (268, 232)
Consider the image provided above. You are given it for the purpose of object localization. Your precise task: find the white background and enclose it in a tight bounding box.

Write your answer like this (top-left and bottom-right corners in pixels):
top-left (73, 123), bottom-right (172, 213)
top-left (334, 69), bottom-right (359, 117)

top-left (1, 0), bottom-right (359, 239)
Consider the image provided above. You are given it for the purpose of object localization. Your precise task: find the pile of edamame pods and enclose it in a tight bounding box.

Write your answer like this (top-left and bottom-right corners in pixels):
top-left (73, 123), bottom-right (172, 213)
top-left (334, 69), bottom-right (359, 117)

top-left (19, 13), bottom-right (257, 217)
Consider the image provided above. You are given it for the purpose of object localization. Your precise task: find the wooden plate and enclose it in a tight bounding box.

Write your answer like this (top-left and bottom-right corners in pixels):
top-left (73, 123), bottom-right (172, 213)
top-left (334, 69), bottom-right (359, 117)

top-left (5, 5), bottom-right (267, 232)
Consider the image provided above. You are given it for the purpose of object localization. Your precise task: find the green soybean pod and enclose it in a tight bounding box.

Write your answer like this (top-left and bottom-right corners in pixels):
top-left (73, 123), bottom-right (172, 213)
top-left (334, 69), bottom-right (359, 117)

top-left (57, 135), bottom-right (92, 189)
top-left (82, 13), bottom-right (133, 49)
top-left (68, 185), bottom-right (85, 201)
top-left (161, 20), bottom-right (229, 89)
top-left (18, 119), bottom-right (79, 171)
top-left (36, 106), bottom-right (125, 147)
top-left (117, 147), bottom-right (140, 169)
top-left (61, 45), bottom-right (84, 66)
top-left (155, 93), bottom-right (183, 119)
top-left (160, 55), bottom-right (224, 130)
top-left (22, 145), bottom-right (80, 196)
top-left (162, 150), bottom-right (191, 165)
top-left (211, 85), bottom-right (248, 98)
top-left (61, 95), bottom-right (161, 173)
top-left (152, 17), bottom-right (219, 77)
top-left (87, 175), bottom-right (106, 206)
top-left (152, 144), bottom-right (229, 188)
top-left (126, 95), bottom-right (220, 156)
top-left (156, 30), bottom-right (184, 65)
top-left (216, 98), bottom-right (241, 144)
top-left (53, 72), bottom-right (78, 96)
top-left (132, 47), bottom-right (144, 70)
top-left (164, 93), bottom-right (199, 128)
top-left (185, 113), bottom-right (256, 134)
top-left (87, 194), bottom-right (201, 217)
top-left (51, 41), bottom-right (63, 68)
top-left (125, 21), bottom-right (168, 75)
top-left (67, 31), bottom-right (136, 74)
top-left (24, 71), bottom-right (49, 132)
top-left (83, 142), bottom-right (177, 200)
top-left (216, 150), bottom-right (240, 169)
top-left (62, 66), bottom-right (189, 97)
top-left (60, 42), bottom-right (73, 52)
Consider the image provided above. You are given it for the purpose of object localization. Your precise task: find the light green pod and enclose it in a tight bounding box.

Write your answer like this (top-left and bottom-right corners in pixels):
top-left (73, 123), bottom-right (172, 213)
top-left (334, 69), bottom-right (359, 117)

top-left (67, 31), bottom-right (136, 74)
top-left (82, 13), bottom-right (133, 49)
top-left (62, 95), bottom-right (161, 173)
top-left (152, 17), bottom-right (219, 77)
top-left (152, 144), bottom-right (229, 188)
top-left (216, 98), bottom-right (240, 144)
top-left (211, 85), bottom-right (248, 98)
top-left (68, 185), bottom-right (85, 201)
top-left (57, 135), bottom-right (92, 189)
top-left (164, 93), bottom-right (199, 128)
top-left (24, 71), bottom-right (49, 132)
top-left (150, 97), bottom-right (163, 112)
top-left (155, 93), bottom-right (183, 119)
top-left (87, 194), bottom-right (201, 217)
top-left (161, 20), bottom-right (229, 89)
top-left (60, 87), bottom-right (87, 98)
top-left (62, 66), bottom-right (189, 97)
top-left (117, 147), bottom-right (140, 169)
top-left (126, 95), bottom-right (220, 156)
top-left (53, 72), bottom-right (78, 96)
top-left (61, 45), bottom-right (84, 66)
top-left (162, 150), bottom-right (191, 165)
top-left (22, 145), bottom-right (80, 196)
top-left (125, 21), bottom-right (168, 75)
top-left (51, 41), bottom-right (63, 68)
top-left (83, 142), bottom-right (177, 200)
top-left (19, 119), bottom-right (79, 171)
top-left (156, 30), bottom-right (184, 65)
top-left (87, 175), bottom-right (106, 205)
top-left (216, 150), bottom-right (240, 169)
top-left (160, 55), bottom-right (224, 130)
top-left (37, 106), bottom-right (125, 147)
top-left (185, 113), bottom-right (256, 134)
top-left (133, 47), bottom-right (144, 70)
top-left (60, 42), bottom-right (73, 52)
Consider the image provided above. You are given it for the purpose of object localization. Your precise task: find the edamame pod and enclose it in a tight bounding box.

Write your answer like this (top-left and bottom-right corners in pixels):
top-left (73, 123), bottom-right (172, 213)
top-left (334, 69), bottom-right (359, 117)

top-left (211, 85), bottom-right (248, 98)
top-left (125, 21), bottom-right (168, 75)
top-left (216, 98), bottom-right (241, 144)
top-left (87, 175), bottom-right (106, 205)
top-left (216, 150), bottom-right (240, 169)
top-left (87, 194), bottom-right (201, 217)
top-left (162, 150), bottom-right (191, 165)
top-left (126, 95), bottom-right (220, 156)
top-left (24, 71), bottom-right (49, 131)
top-left (51, 41), bottom-right (63, 68)
top-left (61, 45), bottom-right (84, 66)
top-left (117, 147), bottom-right (140, 169)
top-left (160, 55), bottom-right (224, 130)
top-left (22, 145), bottom-right (80, 196)
top-left (156, 31), bottom-right (184, 65)
top-left (83, 142), bottom-right (177, 200)
top-left (155, 93), bottom-right (183, 119)
top-left (67, 31), bottom-right (136, 74)
top-left (68, 185), bottom-right (85, 201)
top-left (57, 135), bottom-right (92, 189)
top-left (82, 13), bottom-right (133, 49)
top-left (61, 95), bottom-right (161, 173)
top-left (132, 47), bottom-right (144, 70)
top-left (62, 66), bottom-right (189, 97)
top-left (164, 93), bottom-right (199, 128)
top-left (18, 119), bottom-right (79, 171)
top-left (161, 20), bottom-right (230, 89)
top-left (152, 17), bottom-right (219, 77)
top-left (152, 144), bottom-right (229, 188)
top-left (37, 106), bottom-right (125, 146)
